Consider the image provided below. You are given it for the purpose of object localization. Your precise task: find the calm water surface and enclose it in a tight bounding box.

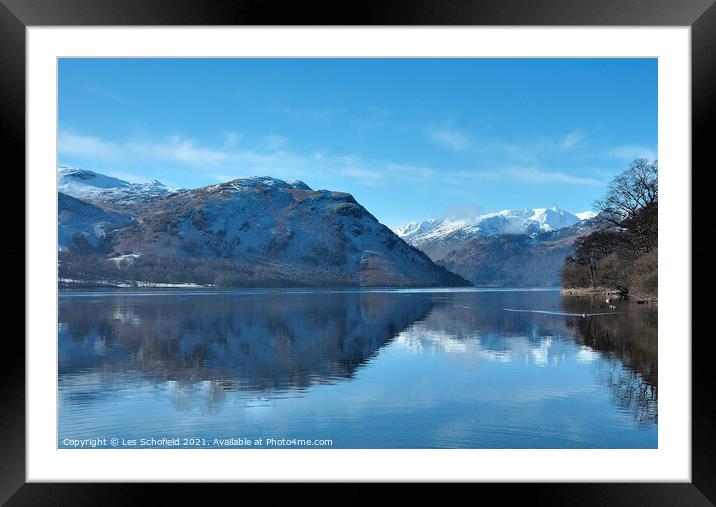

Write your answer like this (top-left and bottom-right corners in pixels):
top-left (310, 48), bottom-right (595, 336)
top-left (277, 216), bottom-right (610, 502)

top-left (58, 288), bottom-right (657, 448)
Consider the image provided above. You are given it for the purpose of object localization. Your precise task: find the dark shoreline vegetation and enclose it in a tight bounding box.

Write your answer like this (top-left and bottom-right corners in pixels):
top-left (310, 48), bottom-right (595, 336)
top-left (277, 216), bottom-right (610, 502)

top-left (560, 159), bottom-right (657, 302)
top-left (57, 251), bottom-right (471, 289)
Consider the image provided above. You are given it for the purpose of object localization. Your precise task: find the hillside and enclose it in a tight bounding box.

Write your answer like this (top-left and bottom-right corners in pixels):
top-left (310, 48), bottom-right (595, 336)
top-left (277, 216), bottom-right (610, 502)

top-left (396, 210), bottom-right (597, 287)
top-left (58, 169), bottom-right (470, 288)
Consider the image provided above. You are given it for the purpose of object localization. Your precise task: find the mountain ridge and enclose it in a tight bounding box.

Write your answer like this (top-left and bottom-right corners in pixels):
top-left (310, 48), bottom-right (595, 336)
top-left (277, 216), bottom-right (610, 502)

top-left (58, 165), bottom-right (184, 208)
top-left (398, 217), bottom-right (599, 287)
top-left (58, 166), bottom-right (470, 288)
top-left (394, 206), bottom-right (593, 246)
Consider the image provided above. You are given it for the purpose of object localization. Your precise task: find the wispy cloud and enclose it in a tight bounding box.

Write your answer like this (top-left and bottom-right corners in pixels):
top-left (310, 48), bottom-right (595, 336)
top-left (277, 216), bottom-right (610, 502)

top-left (439, 168), bottom-right (500, 185)
top-left (442, 204), bottom-right (485, 221)
top-left (222, 130), bottom-right (243, 147)
top-left (383, 163), bottom-right (438, 184)
top-left (560, 131), bottom-right (585, 149)
top-left (126, 136), bottom-right (228, 166)
top-left (337, 167), bottom-right (384, 187)
top-left (59, 129), bottom-right (605, 192)
top-left (337, 163), bottom-right (599, 188)
top-left (428, 128), bottom-right (589, 162)
top-left (473, 130), bottom-right (588, 161)
top-left (607, 145), bottom-right (657, 161)
top-left (428, 128), bottom-right (472, 152)
top-left (83, 85), bottom-right (128, 104)
top-left (355, 106), bottom-right (393, 129)
top-left (59, 130), bottom-right (123, 159)
top-left (260, 134), bottom-right (288, 150)
top-left (60, 129), bottom-right (357, 184)
top-left (60, 130), bottom-right (231, 167)
top-left (503, 168), bottom-right (602, 186)
top-left (273, 106), bottom-right (342, 121)
top-left (59, 129), bottom-right (290, 170)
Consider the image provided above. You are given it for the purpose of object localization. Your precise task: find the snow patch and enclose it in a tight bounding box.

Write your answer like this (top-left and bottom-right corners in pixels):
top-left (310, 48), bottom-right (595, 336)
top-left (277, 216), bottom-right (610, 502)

top-left (108, 253), bottom-right (142, 267)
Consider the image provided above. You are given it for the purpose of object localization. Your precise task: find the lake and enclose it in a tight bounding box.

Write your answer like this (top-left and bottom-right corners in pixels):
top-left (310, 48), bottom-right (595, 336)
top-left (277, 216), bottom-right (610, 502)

top-left (58, 288), bottom-right (657, 449)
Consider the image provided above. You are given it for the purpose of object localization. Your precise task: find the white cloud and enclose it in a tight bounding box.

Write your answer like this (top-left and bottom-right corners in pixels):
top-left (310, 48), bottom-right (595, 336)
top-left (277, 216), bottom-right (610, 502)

top-left (560, 131), bottom-right (585, 149)
top-left (60, 129), bottom-right (256, 169)
top-left (607, 145), bottom-right (657, 161)
top-left (125, 136), bottom-right (228, 166)
top-left (337, 167), bottom-right (384, 187)
top-left (355, 106), bottom-right (393, 129)
top-left (384, 163), bottom-right (437, 183)
top-left (504, 168), bottom-right (602, 186)
top-left (442, 204), bottom-right (485, 221)
top-left (222, 130), bottom-right (243, 147)
top-left (59, 130), bottom-right (122, 159)
top-left (274, 106), bottom-right (342, 121)
top-left (441, 169), bottom-right (500, 184)
top-left (83, 85), bottom-right (128, 104)
top-left (428, 128), bottom-right (472, 151)
top-left (260, 134), bottom-right (288, 150)
top-left (58, 129), bottom-right (604, 192)
top-left (465, 129), bottom-right (591, 163)
top-left (59, 129), bottom-right (363, 184)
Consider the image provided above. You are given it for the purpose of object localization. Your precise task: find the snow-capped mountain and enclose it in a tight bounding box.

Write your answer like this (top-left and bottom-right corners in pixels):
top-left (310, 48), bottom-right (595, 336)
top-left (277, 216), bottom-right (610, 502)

top-left (58, 165), bottom-right (183, 207)
top-left (58, 166), bottom-right (470, 288)
top-left (395, 207), bottom-right (587, 246)
top-left (575, 210), bottom-right (597, 220)
top-left (394, 207), bottom-right (600, 287)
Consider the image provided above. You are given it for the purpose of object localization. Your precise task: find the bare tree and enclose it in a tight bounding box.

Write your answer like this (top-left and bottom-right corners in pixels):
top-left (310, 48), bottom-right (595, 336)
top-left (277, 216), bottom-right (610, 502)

top-left (594, 158), bottom-right (658, 225)
top-left (571, 231), bottom-right (619, 289)
top-left (561, 158), bottom-right (658, 296)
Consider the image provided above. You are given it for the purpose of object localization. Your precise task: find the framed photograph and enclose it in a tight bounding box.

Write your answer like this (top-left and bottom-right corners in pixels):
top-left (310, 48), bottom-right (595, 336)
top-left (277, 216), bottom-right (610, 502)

top-left (4, 0), bottom-right (713, 502)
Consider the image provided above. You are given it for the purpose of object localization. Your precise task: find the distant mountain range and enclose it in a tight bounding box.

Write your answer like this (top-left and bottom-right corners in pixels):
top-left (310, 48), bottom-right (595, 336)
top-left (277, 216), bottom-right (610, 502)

top-left (58, 166), bottom-right (469, 287)
top-left (395, 207), bottom-right (593, 245)
top-left (394, 208), bottom-right (599, 287)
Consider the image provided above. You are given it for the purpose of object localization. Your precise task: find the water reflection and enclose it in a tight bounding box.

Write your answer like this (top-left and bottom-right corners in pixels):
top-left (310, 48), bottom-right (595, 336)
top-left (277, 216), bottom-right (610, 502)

top-left (561, 297), bottom-right (658, 426)
top-left (58, 289), bottom-right (657, 447)
top-left (60, 291), bottom-right (436, 393)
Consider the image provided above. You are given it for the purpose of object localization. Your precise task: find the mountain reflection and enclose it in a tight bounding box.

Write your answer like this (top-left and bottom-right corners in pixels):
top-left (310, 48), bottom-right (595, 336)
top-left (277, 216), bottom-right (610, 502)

top-left (59, 291), bottom-right (437, 393)
top-left (390, 291), bottom-right (657, 425)
top-left (59, 289), bottom-right (657, 428)
top-left (395, 290), bottom-right (578, 358)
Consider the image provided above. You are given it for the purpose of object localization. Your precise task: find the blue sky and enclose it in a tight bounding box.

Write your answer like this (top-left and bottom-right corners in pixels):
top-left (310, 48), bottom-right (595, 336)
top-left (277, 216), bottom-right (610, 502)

top-left (58, 58), bottom-right (657, 228)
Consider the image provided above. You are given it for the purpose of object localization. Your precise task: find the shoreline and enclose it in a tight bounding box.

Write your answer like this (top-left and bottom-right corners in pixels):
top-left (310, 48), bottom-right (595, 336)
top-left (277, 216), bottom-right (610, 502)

top-left (561, 287), bottom-right (657, 304)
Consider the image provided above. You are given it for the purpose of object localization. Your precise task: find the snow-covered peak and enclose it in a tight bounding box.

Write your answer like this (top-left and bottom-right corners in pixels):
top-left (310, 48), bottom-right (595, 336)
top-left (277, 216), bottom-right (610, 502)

top-left (527, 206), bottom-right (581, 232)
top-left (395, 206), bottom-right (589, 245)
top-left (575, 210), bottom-right (597, 220)
top-left (58, 164), bottom-right (181, 205)
top-left (146, 179), bottom-right (168, 188)
top-left (59, 165), bottom-right (131, 190)
top-left (204, 176), bottom-right (315, 195)
top-left (394, 218), bottom-right (442, 238)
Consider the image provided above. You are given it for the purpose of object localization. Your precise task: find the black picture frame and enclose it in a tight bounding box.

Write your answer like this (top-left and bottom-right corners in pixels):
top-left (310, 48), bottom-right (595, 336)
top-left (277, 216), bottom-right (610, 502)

top-left (3, 0), bottom-right (713, 502)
